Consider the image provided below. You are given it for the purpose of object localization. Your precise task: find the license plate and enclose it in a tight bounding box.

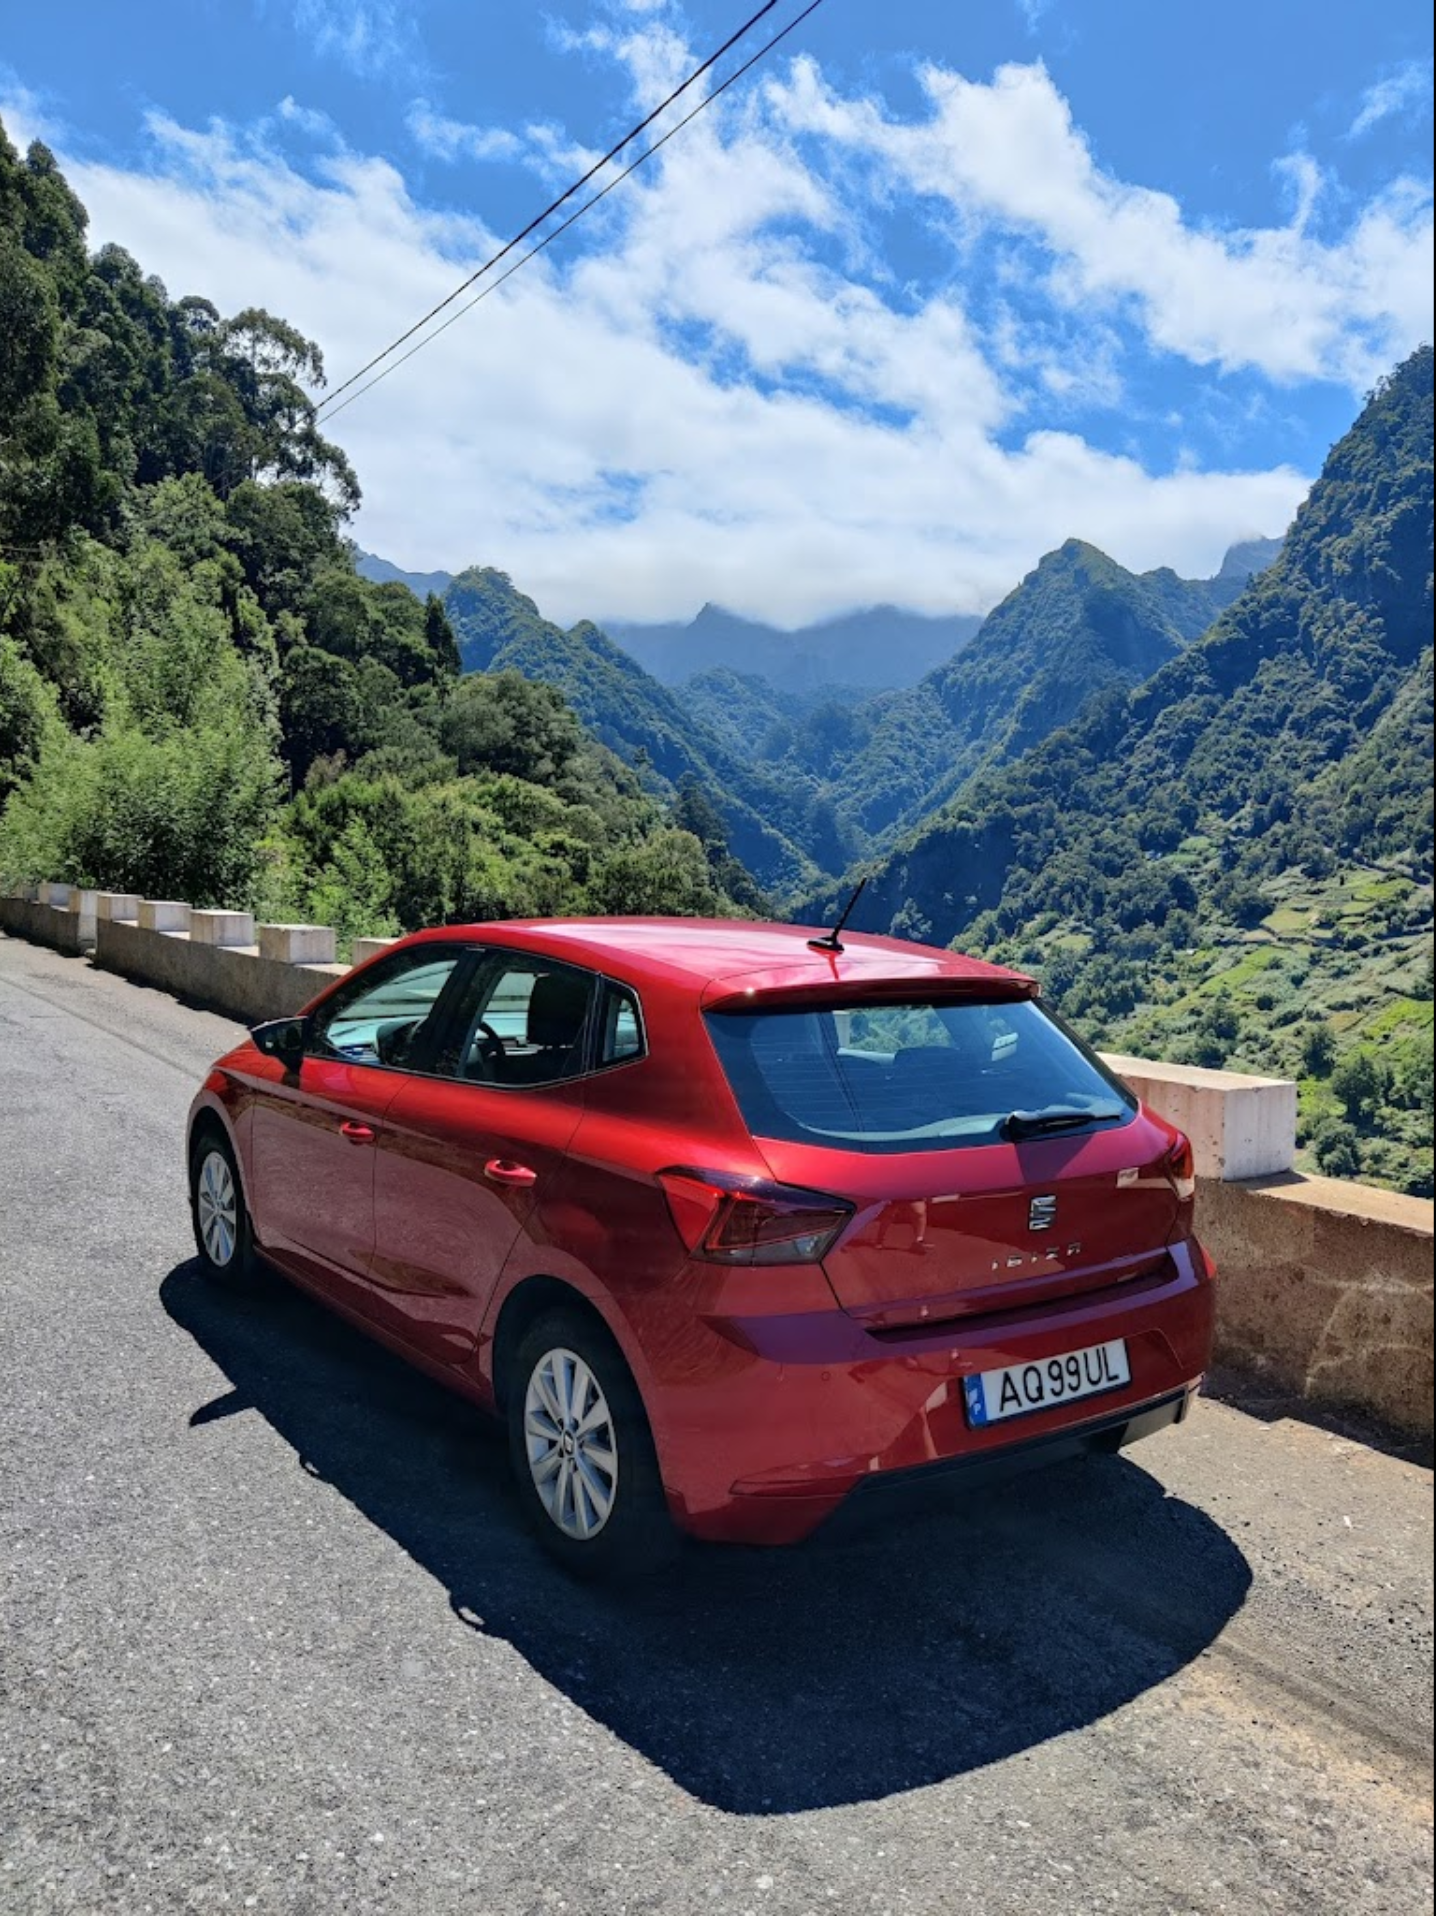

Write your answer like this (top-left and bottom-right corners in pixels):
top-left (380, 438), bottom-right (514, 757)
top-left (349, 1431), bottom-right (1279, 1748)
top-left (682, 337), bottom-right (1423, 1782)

top-left (963, 1339), bottom-right (1131, 1428)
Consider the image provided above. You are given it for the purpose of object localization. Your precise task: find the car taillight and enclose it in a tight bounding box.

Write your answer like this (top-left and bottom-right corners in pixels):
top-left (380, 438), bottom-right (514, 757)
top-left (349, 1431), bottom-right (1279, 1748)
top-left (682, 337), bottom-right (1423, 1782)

top-left (657, 1168), bottom-right (854, 1267)
top-left (1166, 1132), bottom-right (1196, 1203)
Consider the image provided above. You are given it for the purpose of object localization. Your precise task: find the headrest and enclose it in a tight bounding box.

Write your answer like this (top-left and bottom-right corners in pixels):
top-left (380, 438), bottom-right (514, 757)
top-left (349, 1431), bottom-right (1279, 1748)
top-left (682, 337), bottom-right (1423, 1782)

top-left (527, 972), bottom-right (590, 1051)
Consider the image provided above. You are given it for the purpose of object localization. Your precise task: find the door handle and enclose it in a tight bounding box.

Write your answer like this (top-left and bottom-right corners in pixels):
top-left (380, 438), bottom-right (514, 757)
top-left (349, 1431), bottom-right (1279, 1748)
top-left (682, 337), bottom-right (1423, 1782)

top-left (484, 1158), bottom-right (537, 1188)
top-left (340, 1121), bottom-right (376, 1144)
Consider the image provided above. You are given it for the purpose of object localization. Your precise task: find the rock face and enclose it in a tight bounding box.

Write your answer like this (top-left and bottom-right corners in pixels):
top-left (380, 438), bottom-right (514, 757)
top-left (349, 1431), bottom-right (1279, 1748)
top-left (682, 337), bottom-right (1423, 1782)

top-left (1217, 535), bottom-right (1284, 582)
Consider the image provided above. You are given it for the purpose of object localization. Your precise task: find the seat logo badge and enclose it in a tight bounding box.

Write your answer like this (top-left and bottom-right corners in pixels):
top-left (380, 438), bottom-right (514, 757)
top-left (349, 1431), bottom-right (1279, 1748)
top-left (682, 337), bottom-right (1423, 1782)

top-left (1029, 1194), bottom-right (1058, 1232)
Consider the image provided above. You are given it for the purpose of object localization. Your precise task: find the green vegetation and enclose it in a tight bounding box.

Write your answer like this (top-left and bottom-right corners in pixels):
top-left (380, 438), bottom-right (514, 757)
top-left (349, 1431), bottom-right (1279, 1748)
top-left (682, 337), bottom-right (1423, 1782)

top-left (443, 566), bottom-right (819, 895)
top-left (820, 349), bottom-right (1434, 1195)
top-left (0, 121), bottom-right (758, 938)
top-left (680, 540), bottom-right (1247, 870)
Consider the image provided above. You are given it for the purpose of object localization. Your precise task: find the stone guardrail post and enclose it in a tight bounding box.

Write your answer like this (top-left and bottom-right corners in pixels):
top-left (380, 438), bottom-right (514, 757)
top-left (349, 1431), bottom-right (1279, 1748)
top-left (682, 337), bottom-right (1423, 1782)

top-left (257, 924), bottom-right (337, 965)
top-left (96, 893), bottom-right (141, 924)
top-left (351, 937), bottom-right (399, 966)
top-left (1100, 1053), bottom-right (1298, 1180)
top-left (138, 900), bottom-right (192, 933)
top-left (190, 910), bottom-right (256, 948)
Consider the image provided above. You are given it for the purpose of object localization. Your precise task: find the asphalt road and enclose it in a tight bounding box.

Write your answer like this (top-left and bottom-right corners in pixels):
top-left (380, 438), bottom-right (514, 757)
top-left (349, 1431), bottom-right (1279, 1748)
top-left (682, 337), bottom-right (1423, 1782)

top-left (1, 931), bottom-right (1431, 1916)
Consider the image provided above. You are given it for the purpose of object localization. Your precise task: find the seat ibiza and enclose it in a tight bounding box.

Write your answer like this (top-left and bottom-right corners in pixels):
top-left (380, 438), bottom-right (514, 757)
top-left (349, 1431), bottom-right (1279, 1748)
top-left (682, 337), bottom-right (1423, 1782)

top-left (187, 919), bottom-right (1215, 1574)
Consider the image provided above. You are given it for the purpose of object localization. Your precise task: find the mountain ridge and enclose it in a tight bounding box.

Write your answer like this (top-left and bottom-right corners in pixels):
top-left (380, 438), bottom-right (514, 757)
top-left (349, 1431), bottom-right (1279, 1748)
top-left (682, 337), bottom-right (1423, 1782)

top-left (604, 601), bottom-right (986, 693)
top-left (813, 347), bottom-right (1433, 1192)
top-left (747, 539), bottom-right (1257, 860)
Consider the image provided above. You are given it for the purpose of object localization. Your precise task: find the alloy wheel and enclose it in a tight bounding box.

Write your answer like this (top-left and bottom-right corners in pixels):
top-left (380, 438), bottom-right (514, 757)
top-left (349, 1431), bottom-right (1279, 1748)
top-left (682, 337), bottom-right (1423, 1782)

top-left (196, 1148), bottom-right (239, 1269)
top-left (523, 1347), bottom-right (620, 1540)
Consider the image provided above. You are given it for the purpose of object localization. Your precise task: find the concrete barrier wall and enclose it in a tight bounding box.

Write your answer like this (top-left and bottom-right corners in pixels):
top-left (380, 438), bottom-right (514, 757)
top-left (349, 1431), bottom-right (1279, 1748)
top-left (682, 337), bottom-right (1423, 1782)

top-left (4, 879), bottom-right (1432, 1435)
top-left (0, 894), bottom-right (88, 954)
top-left (92, 916), bottom-right (345, 1024)
top-left (1199, 1173), bottom-right (1434, 1436)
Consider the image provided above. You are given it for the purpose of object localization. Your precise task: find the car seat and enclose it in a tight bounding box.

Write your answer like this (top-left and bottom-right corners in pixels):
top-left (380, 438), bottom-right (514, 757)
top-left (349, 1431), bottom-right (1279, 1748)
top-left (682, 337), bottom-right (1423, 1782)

top-left (504, 972), bottom-right (592, 1085)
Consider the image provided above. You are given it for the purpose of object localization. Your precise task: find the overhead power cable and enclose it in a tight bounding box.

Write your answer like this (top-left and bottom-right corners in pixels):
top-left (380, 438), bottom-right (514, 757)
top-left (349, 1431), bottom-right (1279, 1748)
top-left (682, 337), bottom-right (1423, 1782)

top-left (315, 0), bottom-right (828, 424)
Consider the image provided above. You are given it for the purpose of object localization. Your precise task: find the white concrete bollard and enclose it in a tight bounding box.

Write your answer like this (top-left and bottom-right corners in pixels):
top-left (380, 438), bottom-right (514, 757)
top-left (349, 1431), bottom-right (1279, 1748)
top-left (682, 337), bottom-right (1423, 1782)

top-left (71, 889), bottom-right (99, 944)
top-left (138, 900), bottom-right (193, 933)
top-left (190, 909), bottom-right (257, 948)
top-left (95, 893), bottom-right (141, 922)
top-left (258, 923), bottom-right (337, 965)
top-left (1101, 1054), bottom-right (1298, 1181)
top-left (350, 937), bottom-right (399, 967)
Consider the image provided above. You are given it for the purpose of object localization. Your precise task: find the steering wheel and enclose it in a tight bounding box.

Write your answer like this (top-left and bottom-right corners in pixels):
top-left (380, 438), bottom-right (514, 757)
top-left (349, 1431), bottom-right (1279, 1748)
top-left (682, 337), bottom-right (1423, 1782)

top-left (467, 1019), bottom-right (507, 1078)
top-left (374, 1017), bottom-right (420, 1066)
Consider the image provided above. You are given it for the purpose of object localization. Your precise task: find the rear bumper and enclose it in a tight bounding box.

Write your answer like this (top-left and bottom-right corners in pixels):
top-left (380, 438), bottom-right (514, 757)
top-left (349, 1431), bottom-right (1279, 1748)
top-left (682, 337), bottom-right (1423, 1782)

top-left (821, 1386), bottom-right (1195, 1539)
top-left (653, 1237), bottom-right (1215, 1545)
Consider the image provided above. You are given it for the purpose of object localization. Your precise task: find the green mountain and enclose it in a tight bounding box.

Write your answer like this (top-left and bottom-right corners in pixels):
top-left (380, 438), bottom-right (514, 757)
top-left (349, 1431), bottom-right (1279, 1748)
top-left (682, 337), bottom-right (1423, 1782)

top-left (675, 668), bottom-right (841, 765)
top-left (755, 542), bottom-right (1247, 856)
top-left (442, 567), bottom-right (824, 895)
top-left (826, 348), bottom-right (1434, 1193)
top-left (1217, 534), bottom-right (1283, 581)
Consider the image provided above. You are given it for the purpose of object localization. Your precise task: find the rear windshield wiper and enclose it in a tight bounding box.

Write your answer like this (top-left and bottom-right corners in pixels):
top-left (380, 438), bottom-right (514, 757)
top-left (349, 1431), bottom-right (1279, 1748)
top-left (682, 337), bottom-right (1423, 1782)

top-left (1001, 1106), bottom-right (1125, 1142)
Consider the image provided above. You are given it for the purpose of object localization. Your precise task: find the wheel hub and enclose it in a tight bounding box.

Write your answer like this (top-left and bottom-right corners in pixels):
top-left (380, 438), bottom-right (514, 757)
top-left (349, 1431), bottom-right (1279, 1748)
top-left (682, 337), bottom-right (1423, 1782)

top-left (523, 1347), bottom-right (619, 1541)
top-left (196, 1149), bottom-right (238, 1268)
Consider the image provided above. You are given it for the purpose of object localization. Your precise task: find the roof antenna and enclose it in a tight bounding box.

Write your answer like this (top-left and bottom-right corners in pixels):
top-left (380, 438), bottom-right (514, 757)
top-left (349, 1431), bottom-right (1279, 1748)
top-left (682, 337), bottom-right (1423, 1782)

top-left (808, 877), bottom-right (868, 955)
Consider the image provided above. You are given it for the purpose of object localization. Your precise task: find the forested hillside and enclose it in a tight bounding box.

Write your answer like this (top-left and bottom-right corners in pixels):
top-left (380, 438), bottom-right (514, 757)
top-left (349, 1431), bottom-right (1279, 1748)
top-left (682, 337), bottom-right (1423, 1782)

top-left (442, 565), bottom-right (830, 894)
top-left (774, 541), bottom-right (1253, 851)
top-left (827, 349), bottom-right (1434, 1193)
top-left (0, 122), bottom-right (756, 937)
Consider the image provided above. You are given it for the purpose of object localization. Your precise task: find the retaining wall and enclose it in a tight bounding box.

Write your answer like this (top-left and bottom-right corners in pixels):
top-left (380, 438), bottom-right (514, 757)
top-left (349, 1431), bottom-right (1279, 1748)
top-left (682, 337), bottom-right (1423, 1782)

top-left (0, 891), bottom-right (90, 954)
top-left (92, 916), bottom-right (346, 1025)
top-left (1196, 1172), bottom-right (1432, 1435)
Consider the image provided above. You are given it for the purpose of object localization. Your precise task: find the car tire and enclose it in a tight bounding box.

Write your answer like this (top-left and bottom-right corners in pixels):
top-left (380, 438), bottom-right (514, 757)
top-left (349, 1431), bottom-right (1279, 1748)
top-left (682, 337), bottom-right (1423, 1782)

top-left (188, 1127), bottom-right (258, 1287)
top-left (507, 1308), bottom-right (678, 1580)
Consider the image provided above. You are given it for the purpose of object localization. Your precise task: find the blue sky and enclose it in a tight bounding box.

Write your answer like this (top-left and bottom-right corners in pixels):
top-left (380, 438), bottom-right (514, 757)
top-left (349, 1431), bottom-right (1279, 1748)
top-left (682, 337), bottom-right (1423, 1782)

top-left (2, 0), bottom-right (1432, 623)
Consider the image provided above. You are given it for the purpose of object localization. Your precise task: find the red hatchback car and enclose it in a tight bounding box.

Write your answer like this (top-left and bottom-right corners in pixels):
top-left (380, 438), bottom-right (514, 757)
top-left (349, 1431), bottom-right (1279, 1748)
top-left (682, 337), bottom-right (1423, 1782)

top-left (187, 918), bottom-right (1215, 1574)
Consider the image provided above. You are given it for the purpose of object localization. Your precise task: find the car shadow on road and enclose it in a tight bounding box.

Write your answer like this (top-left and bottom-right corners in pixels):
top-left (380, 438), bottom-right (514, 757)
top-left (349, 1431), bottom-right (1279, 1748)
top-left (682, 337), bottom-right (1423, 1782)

top-left (161, 1259), bottom-right (1251, 1815)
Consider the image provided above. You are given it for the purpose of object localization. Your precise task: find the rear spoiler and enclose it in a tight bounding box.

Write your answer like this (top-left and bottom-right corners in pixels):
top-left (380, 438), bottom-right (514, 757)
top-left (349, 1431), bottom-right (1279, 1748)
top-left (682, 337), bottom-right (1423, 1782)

top-left (702, 970), bottom-right (1040, 1013)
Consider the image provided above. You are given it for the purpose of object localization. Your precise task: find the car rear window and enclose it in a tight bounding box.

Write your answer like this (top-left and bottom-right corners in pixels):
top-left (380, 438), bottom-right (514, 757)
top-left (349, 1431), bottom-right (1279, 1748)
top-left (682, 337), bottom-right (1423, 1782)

top-left (703, 999), bottom-right (1135, 1154)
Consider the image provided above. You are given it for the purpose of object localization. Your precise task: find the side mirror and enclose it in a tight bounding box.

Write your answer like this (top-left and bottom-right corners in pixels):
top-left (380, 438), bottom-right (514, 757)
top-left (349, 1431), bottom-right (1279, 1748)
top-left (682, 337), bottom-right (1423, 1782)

top-left (251, 1016), bottom-right (307, 1066)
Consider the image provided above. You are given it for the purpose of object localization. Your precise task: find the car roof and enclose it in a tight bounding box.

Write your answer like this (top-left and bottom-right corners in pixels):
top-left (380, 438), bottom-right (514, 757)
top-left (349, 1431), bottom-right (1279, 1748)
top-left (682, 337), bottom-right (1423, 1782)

top-left (406, 917), bottom-right (1033, 1000)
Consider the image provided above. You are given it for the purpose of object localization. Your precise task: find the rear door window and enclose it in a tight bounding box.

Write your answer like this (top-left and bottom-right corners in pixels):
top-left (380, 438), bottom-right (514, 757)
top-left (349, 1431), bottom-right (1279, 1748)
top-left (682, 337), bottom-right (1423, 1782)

top-left (597, 983), bottom-right (645, 1068)
top-left (704, 998), bottom-right (1134, 1153)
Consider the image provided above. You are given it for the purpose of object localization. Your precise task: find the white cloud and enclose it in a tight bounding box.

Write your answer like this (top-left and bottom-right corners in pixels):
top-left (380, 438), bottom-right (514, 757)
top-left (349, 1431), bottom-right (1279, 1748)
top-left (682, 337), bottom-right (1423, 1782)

top-left (406, 102), bottom-right (523, 164)
top-left (276, 96), bottom-right (342, 142)
top-left (291, 1), bottom-right (409, 76)
top-left (1348, 60), bottom-right (1434, 140)
top-left (2, 39), bottom-right (1426, 627)
top-left (774, 57), bottom-right (1433, 390)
